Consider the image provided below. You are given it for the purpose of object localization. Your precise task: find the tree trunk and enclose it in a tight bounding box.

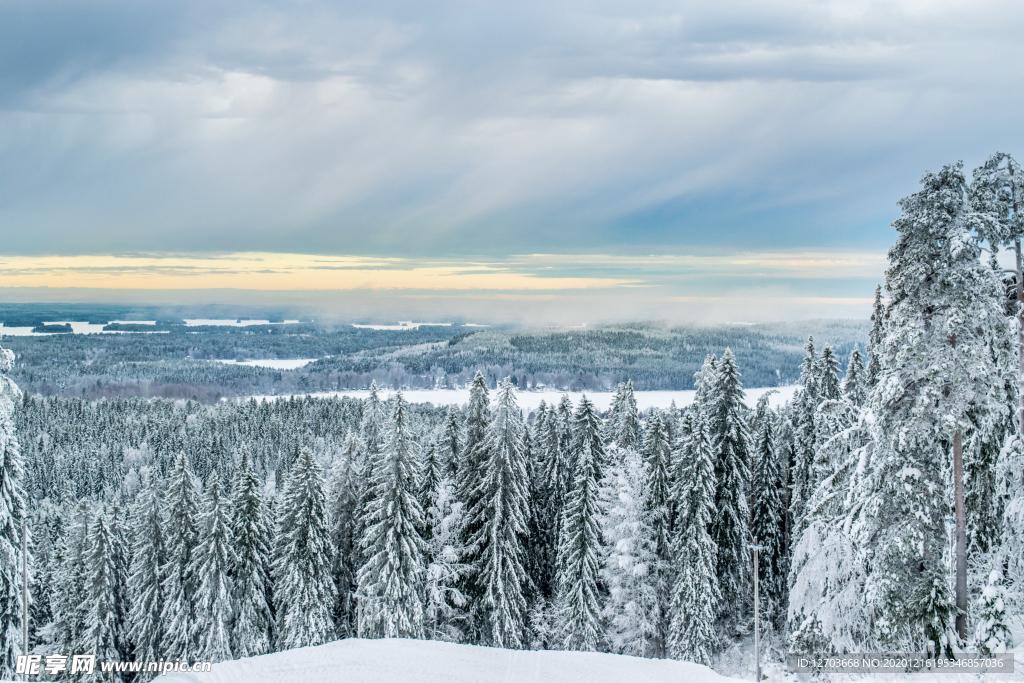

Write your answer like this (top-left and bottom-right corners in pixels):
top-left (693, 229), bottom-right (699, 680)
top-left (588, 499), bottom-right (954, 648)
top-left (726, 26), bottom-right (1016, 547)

top-left (954, 429), bottom-right (968, 642)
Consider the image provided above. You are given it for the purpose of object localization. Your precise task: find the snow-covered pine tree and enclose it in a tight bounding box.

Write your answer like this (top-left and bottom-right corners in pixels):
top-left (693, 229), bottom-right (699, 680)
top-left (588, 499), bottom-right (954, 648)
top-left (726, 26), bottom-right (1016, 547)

top-left (160, 452), bottom-right (200, 660)
top-left (537, 399), bottom-right (571, 601)
top-left (707, 348), bottom-right (751, 628)
top-left (598, 448), bottom-right (661, 657)
top-left (327, 431), bottom-right (361, 639)
top-left (608, 381), bottom-right (641, 453)
top-left (355, 382), bottom-right (387, 542)
top-left (842, 345), bottom-right (867, 406)
top-left (458, 371), bottom-right (490, 509)
top-left (816, 345), bottom-right (841, 402)
top-left (858, 162), bottom-right (1013, 651)
top-left (974, 570), bottom-right (1013, 654)
top-left (424, 478), bottom-right (468, 642)
top-left (81, 508), bottom-right (127, 682)
top-left (668, 415), bottom-right (719, 665)
top-left (557, 395), bottom-right (605, 651)
top-left (0, 345), bottom-right (28, 678)
top-left (128, 470), bottom-right (165, 669)
top-left (749, 405), bottom-right (785, 625)
top-left (230, 445), bottom-right (273, 657)
top-left (464, 378), bottom-right (530, 648)
top-left (356, 392), bottom-right (425, 639)
top-left (191, 479), bottom-right (234, 663)
top-left (419, 434), bottom-right (443, 514)
top-left (274, 446), bottom-right (336, 648)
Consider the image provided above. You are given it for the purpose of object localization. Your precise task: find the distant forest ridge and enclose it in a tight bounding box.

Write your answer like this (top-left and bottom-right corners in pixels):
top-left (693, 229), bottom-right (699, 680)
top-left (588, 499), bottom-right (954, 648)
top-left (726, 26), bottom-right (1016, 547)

top-left (0, 304), bottom-right (869, 399)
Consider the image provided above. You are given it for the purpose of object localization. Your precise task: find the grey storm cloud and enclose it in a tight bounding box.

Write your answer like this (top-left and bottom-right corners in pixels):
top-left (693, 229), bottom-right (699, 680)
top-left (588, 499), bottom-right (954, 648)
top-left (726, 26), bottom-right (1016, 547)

top-left (0, 0), bottom-right (1022, 257)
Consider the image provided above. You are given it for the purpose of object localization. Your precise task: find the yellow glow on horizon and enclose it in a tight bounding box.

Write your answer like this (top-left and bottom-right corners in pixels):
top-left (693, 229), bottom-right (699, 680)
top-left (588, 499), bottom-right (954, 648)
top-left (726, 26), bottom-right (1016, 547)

top-left (0, 253), bottom-right (637, 291)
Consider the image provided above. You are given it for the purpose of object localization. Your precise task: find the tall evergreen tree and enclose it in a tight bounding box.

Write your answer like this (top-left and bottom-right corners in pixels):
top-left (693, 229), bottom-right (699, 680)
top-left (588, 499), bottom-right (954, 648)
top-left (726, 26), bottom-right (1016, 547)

top-left (557, 395), bottom-right (605, 651)
top-left (465, 379), bottom-right (530, 648)
top-left (788, 337), bottom-right (819, 537)
top-left (749, 409), bottom-right (785, 625)
top-left (866, 285), bottom-right (885, 387)
top-left (438, 407), bottom-right (462, 480)
top-left (274, 446), bottom-right (336, 648)
top-left (816, 345), bottom-right (841, 402)
top-left (424, 478), bottom-right (468, 642)
top-left (230, 446), bottom-right (273, 657)
top-left (599, 448), bottom-right (661, 657)
top-left (608, 381), bottom-right (641, 452)
top-left (82, 509), bottom-right (127, 683)
top-left (128, 471), bottom-right (164, 670)
top-left (52, 501), bottom-right (90, 659)
top-left (191, 479), bottom-right (234, 663)
top-left (0, 346), bottom-right (27, 678)
top-left (327, 432), bottom-right (361, 639)
top-left (842, 345), bottom-right (867, 406)
top-left (641, 411), bottom-right (672, 562)
top-left (357, 393), bottom-right (426, 639)
top-left (707, 348), bottom-right (750, 627)
top-left (160, 452), bottom-right (200, 659)
top-left (858, 162), bottom-right (1014, 650)
top-left (668, 415), bottom-right (719, 665)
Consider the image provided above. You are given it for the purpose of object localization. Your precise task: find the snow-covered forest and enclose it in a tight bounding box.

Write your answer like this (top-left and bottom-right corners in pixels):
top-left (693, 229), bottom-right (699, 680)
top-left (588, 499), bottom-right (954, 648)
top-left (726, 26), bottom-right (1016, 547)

top-left (1, 153), bottom-right (1024, 679)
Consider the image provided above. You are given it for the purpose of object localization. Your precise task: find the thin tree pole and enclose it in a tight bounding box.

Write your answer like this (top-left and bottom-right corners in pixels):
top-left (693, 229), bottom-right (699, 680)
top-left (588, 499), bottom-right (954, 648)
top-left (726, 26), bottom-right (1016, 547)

top-left (754, 542), bottom-right (760, 682)
top-left (953, 429), bottom-right (967, 642)
top-left (21, 519), bottom-right (27, 683)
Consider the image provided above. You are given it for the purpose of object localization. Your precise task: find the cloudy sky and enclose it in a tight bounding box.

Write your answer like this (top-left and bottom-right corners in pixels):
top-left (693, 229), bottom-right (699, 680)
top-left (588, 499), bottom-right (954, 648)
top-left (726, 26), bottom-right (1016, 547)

top-left (1, 0), bottom-right (1021, 323)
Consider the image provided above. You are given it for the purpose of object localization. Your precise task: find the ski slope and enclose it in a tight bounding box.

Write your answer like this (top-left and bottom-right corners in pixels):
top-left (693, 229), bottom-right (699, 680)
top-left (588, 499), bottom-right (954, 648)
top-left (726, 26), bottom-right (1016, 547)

top-left (162, 638), bottom-right (748, 683)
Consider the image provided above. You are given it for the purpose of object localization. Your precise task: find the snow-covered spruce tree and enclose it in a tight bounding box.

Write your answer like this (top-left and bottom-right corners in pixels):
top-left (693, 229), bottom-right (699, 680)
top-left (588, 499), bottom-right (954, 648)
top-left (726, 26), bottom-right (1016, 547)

top-left (608, 381), bottom-right (641, 453)
top-left (557, 395), bottom-right (605, 651)
top-left (274, 446), bottom-right (336, 648)
top-left (974, 570), bottom-right (1012, 654)
top-left (357, 392), bottom-right (425, 639)
top-left (816, 345), bottom-right (841, 402)
top-left (464, 378), bottom-right (530, 648)
top-left (641, 411), bottom-right (672, 564)
top-left (866, 285), bottom-right (885, 388)
top-left (355, 382), bottom-right (387, 547)
top-left (458, 370), bottom-right (490, 509)
top-left (598, 448), bottom-right (662, 658)
top-left (424, 478), bottom-right (468, 642)
top-left (111, 507), bottom-right (131, 662)
top-left (191, 479), bottom-right (234, 663)
top-left (82, 509), bottom-right (127, 683)
top-left (327, 432), bottom-right (361, 639)
top-left (230, 446), bottom-right (273, 657)
top-left (438, 407), bottom-right (462, 480)
top-left (707, 348), bottom-right (750, 628)
top-left (788, 337), bottom-right (819, 538)
top-left (0, 345), bottom-right (28, 678)
top-left (668, 415), bottom-right (719, 665)
top-left (419, 434), bottom-right (443, 514)
top-left (128, 470), bottom-right (165, 669)
top-left (842, 345), bottom-right (867, 407)
top-left (536, 399), bottom-right (571, 602)
top-left (160, 452), bottom-right (200, 660)
top-left (749, 406), bottom-right (785, 626)
top-left (857, 162), bottom-right (1013, 651)
top-left (52, 501), bottom-right (90, 657)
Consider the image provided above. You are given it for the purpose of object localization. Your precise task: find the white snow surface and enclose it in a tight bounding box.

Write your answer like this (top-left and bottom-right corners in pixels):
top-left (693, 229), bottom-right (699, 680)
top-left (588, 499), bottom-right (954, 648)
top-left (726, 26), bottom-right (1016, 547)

top-left (256, 386), bottom-right (797, 412)
top-left (162, 638), bottom-right (746, 683)
top-left (184, 319), bottom-right (301, 327)
top-left (212, 359), bottom-right (318, 370)
top-left (0, 322), bottom-right (169, 336)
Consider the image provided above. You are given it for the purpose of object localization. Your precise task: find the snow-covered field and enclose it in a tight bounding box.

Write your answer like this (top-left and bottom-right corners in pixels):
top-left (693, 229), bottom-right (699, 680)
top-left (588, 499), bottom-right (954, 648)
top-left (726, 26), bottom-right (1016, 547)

top-left (184, 319), bottom-right (301, 327)
top-left (257, 386), bottom-right (798, 411)
top-left (213, 359), bottom-right (318, 370)
top-left (161, 638), bottom-right (746, 683)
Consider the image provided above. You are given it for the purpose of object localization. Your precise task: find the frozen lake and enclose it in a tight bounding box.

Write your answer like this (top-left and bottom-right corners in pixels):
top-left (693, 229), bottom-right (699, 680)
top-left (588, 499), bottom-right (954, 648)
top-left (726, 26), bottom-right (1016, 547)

top-left (254, 385), bottom-right (798, 411)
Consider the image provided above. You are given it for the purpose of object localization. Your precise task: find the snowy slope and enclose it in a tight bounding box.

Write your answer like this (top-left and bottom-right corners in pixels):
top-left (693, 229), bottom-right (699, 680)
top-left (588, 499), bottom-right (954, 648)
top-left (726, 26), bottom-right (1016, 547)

top-left (162, 638), bottom-right (748, 683)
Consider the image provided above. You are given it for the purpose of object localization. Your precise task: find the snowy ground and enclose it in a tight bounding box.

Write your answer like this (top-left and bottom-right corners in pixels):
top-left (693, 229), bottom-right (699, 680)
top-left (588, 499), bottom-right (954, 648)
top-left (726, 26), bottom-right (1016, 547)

top-left (253, 386), bottom-right (798, 411)
top-left (161, 638), bottom-right (747, 683)
top-left (212, 359), bottom-right (318, 370)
